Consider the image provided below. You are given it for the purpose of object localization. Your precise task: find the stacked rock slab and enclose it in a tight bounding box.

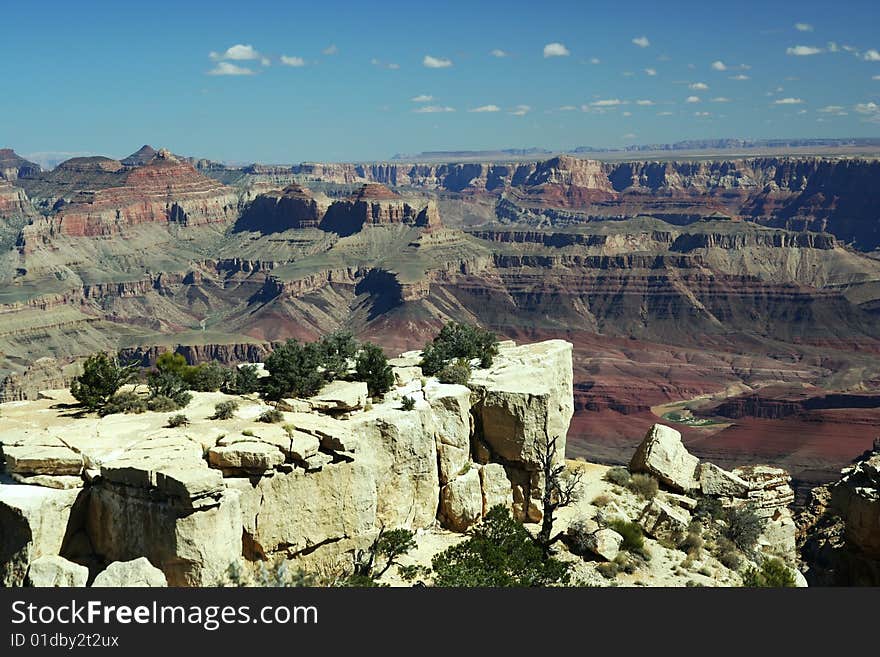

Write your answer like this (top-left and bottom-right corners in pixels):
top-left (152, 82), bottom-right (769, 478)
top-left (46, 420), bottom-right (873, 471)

top-left (87, 434), bottom-right (243, 586)
top-left (468, 339), bottom-right (574, 522)
top-left (632, 423), bottom-right (798, 564)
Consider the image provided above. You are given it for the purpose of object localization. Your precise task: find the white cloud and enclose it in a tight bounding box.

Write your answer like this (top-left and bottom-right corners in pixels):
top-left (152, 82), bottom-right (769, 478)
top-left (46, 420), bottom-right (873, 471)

top-left (730, 74), bottom-right (750, 80)
top-left (210, 44), bottom-right (260, 61)
top-left (787, 45), bottom-right (823, 56)
top-left (855, 101), bottom-right (879, 114)
top-left (818, 105), bottom-right (847, 116)
top-left (589, 57), bottom-right (601, 64)
top-left (794, 22), bottom-right (814, 32)
top-left (644, 68), bottom-right (657, 76)
top-left (774, 97), bottom-right (804, 104)
top-left (797, 109), bottom-right (808, 114)
top-left (469, 104), bottom-right (501, 113)
top-left (622, 133), bottom-right (637, 139)
top-left (260, 57), bottom-right (271, 67)
top-left (657, 111), bottom-right (674, 116)
top-left (827, 42), bottom-right (839, 52)
top-left (689, 82), bottom-right (709, 90)
top-left (635, 99), bottom-right (655, 106)
top-left (865, 49), bottom-right (880, 61)
top-left (410, 94), bottom-right (434, 103)
top-left (510, 104), bottom-right (531, 116)
top-left (686, 95), bottom-right (701, 103)
top-left (711, 97), bottom-right (731, 102)
top-left (371, 58), bottom-right (399, 70)
top-left (280, 55), bottom-right (305, 67)
top-left (322, 44), bottom-right (338, 55)
top-left (414, 105), bottom-right (455, 113)
top-left (591, 99), bottom-right (623, 106)
top-left (543, 42), bottom-right (570, 57)
top-left (694, 111), bottom-right (711, 117)
top-left (423, 55), bottom-right (453, 68)
top-left (711, 60), bottom-right (727, 71)
top-left (622, 111), bottom-right (632, 116)
top-left (632, 36), bottom-right (650, 48)
top-left (490, 49), bottom-right (508, 57)
top-left (207, 62), bottom-right (255, 76)
top-left (558, 105), bottom-right (578, 111)
top-left (874, 75), bottom-right (880, 80)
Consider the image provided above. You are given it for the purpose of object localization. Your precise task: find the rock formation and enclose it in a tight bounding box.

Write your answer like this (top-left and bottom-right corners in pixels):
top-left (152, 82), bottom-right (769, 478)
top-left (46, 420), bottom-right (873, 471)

top-left (0, 339), bottom-right (574, 586)
top-left (798, 445), bottom-right (880, 585)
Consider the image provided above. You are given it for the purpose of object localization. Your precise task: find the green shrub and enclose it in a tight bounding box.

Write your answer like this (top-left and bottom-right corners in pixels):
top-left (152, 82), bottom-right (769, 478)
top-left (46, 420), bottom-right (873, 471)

top-left (229, 364), bottom-right (261, 394)
top-left (146, 370), bottom-right (190, 405)
top-left (604, 466), bottom-right (631, 487)
top-left (430, 505), bottom-right (570, 587)
top-left (212, 400), bottom-right (239, 420)
top-left (741, 557), bottom-right (796, 588)
top-left (613, 552), bottom-right (638, 574)
top-left (71, 353), bottom-right (140, 411)
top-left (596, 562), bottom-right (618, 580)
top-left (420, 321), bottom-right (499, 375)
top-left (316, 331), bottom-right (358, 380)
top-left (592, 494), bottom-right (613, 508)
top-left (679, 531), bottom-right (704, 557)
top-left (694, 497), bottom-right (724, 522)
top-left (437, 358), bottom-right (471, 385)
top-left (608, 519), bottom-right (645, 554)
top-left (721, 505), bottom-right (766, 553)
top-left (355, 343), bottom-right (394, 397)
top-left (400, 396), bottom-right (416, 411)
top-left (262, 340), bottom-right (325, 400)
top-left (185, 361), bottom-right (228, 392)
top-left (627, 473), bottom-right (659, 500)
top-left (147, 394), bottom-right (189, 412)
top-left (155, 352), bottom-right (190, 378)
top-left (258, 408), bottom-right (285, 423)
top-left (714, 536), bottom-right (742, 570)
top-left (167, 414), bottom-right (189, 428)
top-left (99, 391), bottom-right (147, 416)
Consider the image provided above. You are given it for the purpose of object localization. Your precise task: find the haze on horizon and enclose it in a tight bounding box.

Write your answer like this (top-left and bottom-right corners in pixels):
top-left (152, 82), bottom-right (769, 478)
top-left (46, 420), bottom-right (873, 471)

top-left (2, 0), bottom-right (879, 163)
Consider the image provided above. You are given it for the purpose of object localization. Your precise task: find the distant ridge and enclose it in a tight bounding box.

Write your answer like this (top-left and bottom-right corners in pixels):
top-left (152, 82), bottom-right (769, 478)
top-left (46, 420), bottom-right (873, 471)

top-left (392, 138), bottom-right (880, 161)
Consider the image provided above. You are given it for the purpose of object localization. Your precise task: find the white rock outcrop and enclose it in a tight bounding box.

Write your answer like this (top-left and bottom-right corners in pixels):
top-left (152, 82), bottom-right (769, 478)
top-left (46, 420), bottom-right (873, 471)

top-left (26, 555), bottom-right (88, 587)
top-left (630, 424), bottom-right (700, 493)
top-left (92, 557), bottom-right (167, 587)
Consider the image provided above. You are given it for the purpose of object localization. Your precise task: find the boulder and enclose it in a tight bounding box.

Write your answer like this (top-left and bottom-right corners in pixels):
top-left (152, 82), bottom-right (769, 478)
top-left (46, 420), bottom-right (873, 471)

top-left (830, 454), bottom-right (880, 557)
top-left (638, 498), bottom-right (691, 543)
top-left (308, 380), bottom-right (368, 412)
top-left (468, 340), bottom-right (573, 470)
top-left (348, 407), bottom-right (439, 529)
top-left (288, 412), bottom-right (358, 453)
top-left (207, 442), bottom-right (285, 473)
top-left (11, 474), bottom-right (84, 490)
top-left (733, 465), bottom-right (795, 518)
top-left (227, 461), bottom-right (377, 559)
top-left (92, 557), bottom-right (167, 587)
top-left (392, 366), bottom-right (422, 387)
top-left (584, 528), bottom-right (623, 561)
top-left (87, 483), bottom-right (242, 586)
top-left (757, 508), bottom-right (797, 563)
top-left (440, 468), bottom-right (483, 532)
top-left (26, 555), bottom-right (88, 587)
top-left (479, 462), bottom-right (513, 514)
top-left (425, 382), bottom-right (472, 483)
top-left (630, 424), bottom-right (699, 493)
top-left (699, 462), bottom-right (750, 497)
top-left (3, 445), bottom-right (83, 476)
top-left (0, 484), bottom-right (81, 587)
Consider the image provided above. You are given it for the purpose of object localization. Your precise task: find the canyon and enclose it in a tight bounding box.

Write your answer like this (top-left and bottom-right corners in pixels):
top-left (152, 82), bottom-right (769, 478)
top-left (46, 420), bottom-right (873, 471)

top-left (1, 145), bottom-right (880, 506)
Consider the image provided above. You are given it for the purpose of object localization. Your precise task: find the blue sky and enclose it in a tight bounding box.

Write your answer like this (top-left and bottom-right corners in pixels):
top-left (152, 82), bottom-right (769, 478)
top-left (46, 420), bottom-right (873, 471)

top-left (1, 0), bottom-right (878, 163)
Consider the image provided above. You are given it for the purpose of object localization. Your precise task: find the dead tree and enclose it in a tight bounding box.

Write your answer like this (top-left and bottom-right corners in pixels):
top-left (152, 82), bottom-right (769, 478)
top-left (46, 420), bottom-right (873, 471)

top-left (535, 434), bottom-right (583, 555)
